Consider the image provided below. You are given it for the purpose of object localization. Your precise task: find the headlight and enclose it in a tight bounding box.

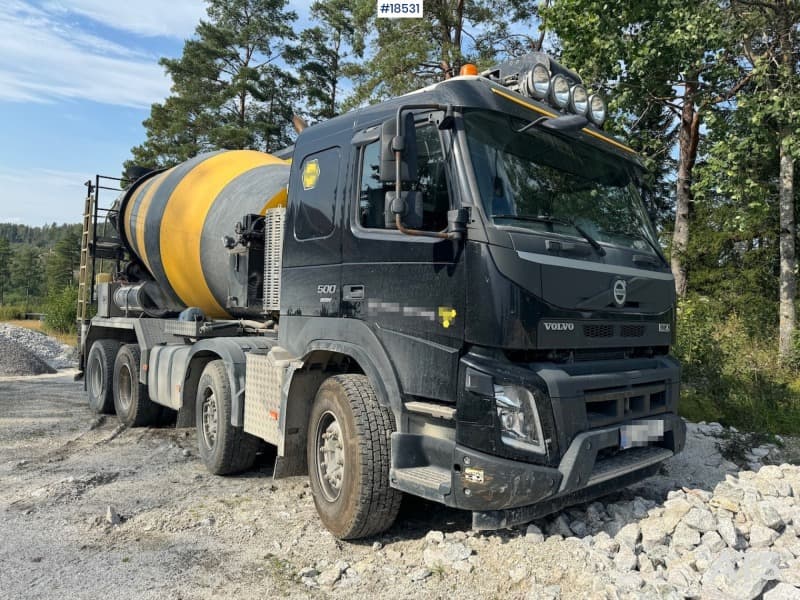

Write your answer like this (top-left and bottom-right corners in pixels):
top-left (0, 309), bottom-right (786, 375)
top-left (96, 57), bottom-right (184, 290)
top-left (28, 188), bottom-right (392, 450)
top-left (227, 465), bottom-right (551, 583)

top-left (549, 74), bottom-right (570, 108)
top-left (494, 384), bottom-right (546, 454)
top-left (569, 85), bottom-right (588, 116)
top-left (522, 63), bottom-right (550, 99)
top-left (588, 94), bottom-right (607, 126)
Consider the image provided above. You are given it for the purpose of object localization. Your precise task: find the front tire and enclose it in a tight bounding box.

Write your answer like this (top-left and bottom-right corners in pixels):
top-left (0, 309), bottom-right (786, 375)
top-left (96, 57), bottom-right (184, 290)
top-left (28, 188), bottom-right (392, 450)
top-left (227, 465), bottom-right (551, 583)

top-left (113, 344), bottom-right (160, 427)
top-left (86, 339), bottom-right (119, 414)
top-left (307, 374), bottom-right (402, 539)
top-left (196, 360), bottom-right (260, 475)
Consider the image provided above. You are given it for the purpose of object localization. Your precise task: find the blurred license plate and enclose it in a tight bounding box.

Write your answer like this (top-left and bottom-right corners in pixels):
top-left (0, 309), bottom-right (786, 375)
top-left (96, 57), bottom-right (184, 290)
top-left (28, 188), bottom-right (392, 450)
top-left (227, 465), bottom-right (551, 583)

top-left (620, 420), bottom-right (664, 449)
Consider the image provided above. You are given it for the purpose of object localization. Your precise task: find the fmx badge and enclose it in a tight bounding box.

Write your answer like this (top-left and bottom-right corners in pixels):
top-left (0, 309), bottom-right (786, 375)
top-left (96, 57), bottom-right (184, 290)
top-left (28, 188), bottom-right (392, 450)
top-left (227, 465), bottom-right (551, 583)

top-left (302, 159), bottom-right (320, 190)
top-left (438, 306), bottom-right (457, 329)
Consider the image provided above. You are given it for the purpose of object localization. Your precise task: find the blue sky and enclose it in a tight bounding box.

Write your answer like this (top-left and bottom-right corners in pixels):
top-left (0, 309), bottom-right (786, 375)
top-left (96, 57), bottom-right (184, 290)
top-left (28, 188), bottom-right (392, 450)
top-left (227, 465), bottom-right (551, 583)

top-left (0, 0), bottom-right (311, 226)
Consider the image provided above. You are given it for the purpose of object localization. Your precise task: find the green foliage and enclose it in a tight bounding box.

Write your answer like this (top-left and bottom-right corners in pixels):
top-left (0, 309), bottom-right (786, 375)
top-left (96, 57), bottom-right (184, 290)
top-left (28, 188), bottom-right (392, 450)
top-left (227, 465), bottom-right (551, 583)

top-left (294, 0), bottom-right (357, 122)
top-left (44, 230), bottom-right (81, 294)
top-left (44, 286), bottom-right (78, 334)
top-left (0, 304), bottom-right (25, 320)
top-left (127, 0), bottom-right (300, 170)
top-left (676, 295), bottom-right (800, 435)
top-left (0, 236), bottom-right (11, 304)
top-left (345, 0), bottom-right (542, 107)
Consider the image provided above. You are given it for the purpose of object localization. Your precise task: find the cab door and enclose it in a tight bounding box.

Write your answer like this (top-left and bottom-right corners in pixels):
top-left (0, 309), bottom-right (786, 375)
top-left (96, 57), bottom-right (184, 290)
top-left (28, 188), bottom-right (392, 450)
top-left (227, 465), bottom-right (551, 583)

top-left (341, 119), bottom-right (465, 402)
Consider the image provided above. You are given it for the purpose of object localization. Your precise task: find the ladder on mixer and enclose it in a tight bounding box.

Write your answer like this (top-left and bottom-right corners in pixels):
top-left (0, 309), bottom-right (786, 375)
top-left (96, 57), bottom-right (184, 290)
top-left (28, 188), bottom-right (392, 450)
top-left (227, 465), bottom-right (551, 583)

top-left (76, 188), bottom-right (94, 325)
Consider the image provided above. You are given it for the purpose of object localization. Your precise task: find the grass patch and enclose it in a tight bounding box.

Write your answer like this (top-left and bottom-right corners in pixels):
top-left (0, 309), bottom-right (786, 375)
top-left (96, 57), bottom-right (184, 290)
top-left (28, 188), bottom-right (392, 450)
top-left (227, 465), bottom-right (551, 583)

top-left (676, 296), bottom-right (800, 436)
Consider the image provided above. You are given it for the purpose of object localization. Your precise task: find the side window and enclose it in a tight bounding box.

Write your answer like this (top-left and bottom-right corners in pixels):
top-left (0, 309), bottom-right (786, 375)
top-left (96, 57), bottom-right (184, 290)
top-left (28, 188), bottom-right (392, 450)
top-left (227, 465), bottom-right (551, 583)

top-left (358, 123), bottom-right (450, 232)
top-left (295, 147), bottom-right (340, 240)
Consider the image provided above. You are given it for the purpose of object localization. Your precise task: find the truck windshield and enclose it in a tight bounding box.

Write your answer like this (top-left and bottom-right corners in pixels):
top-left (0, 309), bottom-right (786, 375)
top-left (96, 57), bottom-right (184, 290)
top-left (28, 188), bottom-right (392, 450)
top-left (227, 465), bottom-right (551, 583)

top-left (463, 109), bottom-right (660, 256)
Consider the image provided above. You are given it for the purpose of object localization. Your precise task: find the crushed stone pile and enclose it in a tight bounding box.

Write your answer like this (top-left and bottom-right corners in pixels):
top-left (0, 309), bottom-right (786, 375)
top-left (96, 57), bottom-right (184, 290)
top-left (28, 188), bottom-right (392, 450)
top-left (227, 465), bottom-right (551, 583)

top-left (294, 423), bottom-right (800, 599)
top-left (0, 323), bottom-right (76, 370)
top-left (0, 336), bottom-right (56, 376)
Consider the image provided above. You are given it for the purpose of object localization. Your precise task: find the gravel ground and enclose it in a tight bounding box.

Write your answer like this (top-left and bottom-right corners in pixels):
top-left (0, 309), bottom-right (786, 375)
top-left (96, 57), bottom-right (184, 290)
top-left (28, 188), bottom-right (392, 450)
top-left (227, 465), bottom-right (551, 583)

top-left (0, 323), bottom-right (76, 371)
top-left (1, 370), bottom-right (799, 599)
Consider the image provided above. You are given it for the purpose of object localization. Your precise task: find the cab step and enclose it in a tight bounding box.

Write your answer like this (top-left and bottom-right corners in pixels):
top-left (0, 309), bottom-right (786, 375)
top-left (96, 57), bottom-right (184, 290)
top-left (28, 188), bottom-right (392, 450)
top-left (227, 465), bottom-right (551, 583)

top-left (390, 465), bottom-right (452, 502)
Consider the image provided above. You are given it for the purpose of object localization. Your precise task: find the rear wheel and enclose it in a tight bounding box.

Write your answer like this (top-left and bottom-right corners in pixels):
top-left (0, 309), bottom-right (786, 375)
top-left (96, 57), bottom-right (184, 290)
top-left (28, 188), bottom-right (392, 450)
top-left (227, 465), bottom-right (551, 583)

top-left (86, 339), bottom-right (119, 414)
top-left (307, 374), bottom-right (401, 539)
top-left (196, 360), bottom-right (260, 475)
top-left (113, 344), bottom-right (160, 427)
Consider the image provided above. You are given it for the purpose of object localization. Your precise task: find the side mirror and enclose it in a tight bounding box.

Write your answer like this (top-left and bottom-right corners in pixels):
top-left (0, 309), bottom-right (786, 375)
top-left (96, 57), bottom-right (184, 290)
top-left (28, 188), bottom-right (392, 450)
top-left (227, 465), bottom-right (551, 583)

top-left (446, 208), bottom-right (469, 240)
top-left (384, 191), bottom-right (423, 229)
top-left (380, 112), bottom-right (418, 182)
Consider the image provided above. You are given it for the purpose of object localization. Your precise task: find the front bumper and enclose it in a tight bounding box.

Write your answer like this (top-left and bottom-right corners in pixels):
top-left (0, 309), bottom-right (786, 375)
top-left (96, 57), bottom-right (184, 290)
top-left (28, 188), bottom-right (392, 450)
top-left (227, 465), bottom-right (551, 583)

top-left (390, 412), bottom-right (685, 528)
top-left (390, 351), bottom-right (685, 529)
top-left (452, 412), bottom-right (683, 508)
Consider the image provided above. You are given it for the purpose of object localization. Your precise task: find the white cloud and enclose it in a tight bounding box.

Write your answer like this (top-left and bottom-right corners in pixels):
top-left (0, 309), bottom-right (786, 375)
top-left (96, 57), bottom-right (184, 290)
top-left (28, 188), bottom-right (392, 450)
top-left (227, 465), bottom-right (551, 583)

top-left (0, 166), bottom-right (92, 225)
top-left (0, 1), bottom-right (174, 108)
top-left (43, 0), bottom-right (206, 39)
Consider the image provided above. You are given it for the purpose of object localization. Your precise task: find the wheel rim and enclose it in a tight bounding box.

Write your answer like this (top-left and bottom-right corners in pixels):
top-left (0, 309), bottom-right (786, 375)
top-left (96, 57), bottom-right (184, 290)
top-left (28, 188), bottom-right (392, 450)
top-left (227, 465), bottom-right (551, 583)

top-left (89, 354), bottom-right (103, 399)
top-left (118, 364), bottom-right (133, 412)
top-left (201, 387), bottom-right (218, 450)
top-left (315, 410), bottom-right (345, 502)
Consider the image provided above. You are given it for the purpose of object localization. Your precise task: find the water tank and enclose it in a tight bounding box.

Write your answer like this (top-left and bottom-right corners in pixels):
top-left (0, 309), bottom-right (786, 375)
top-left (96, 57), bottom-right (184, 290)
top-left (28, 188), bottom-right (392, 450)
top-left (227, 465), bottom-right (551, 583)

top-left (119, 150), bottom-right (290, 318)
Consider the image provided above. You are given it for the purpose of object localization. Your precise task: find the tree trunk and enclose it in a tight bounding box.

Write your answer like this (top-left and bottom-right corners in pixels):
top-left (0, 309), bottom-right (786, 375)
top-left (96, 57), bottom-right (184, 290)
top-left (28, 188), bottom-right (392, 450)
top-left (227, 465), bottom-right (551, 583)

top-left (671, 81), bottom-right (700, 297)
top-left (778, 130), bottom-right (796, 359)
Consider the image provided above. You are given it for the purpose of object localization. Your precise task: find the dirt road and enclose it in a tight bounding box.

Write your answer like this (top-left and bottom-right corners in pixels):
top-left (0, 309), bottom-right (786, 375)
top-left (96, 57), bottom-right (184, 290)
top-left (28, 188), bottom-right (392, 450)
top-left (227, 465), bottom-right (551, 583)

top-left (2, 372), bottom-right (799, 600)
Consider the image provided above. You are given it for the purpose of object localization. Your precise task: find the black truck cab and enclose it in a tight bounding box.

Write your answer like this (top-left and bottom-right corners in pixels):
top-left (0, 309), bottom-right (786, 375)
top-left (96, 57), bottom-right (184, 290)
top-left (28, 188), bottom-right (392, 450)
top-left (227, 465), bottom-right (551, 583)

top-left (279, 73), bottom-right (684, 529)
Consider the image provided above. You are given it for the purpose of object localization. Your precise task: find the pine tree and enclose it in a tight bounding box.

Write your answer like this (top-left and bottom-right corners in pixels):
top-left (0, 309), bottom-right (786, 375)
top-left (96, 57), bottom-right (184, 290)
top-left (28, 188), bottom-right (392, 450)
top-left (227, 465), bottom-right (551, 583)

top-left (345, 0), bottom-right (541, 106)
top-left (0, 237), bottom-right (11, 305)
top-left (10, 245), bottom-right (43, 308)
top-left (295, 0), bottom-right (357, 121)
top-left (127, 0), bottom-right (299, 170)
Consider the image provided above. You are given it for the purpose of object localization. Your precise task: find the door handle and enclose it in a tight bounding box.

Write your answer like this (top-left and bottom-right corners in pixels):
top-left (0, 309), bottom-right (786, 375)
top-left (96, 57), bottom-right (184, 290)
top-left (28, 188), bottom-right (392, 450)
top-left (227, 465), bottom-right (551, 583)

top-left (343, 285), bottom-right (364, 300)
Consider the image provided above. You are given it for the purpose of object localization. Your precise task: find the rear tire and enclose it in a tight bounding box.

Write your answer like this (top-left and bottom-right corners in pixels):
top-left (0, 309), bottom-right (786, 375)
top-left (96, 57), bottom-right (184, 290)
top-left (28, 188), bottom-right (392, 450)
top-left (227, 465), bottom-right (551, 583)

top-left (113, 344), bottom-right (160, 427)
top-left (86, 339), bottom-right (119, 414)
top-left (307, 374), bottom-right (402, 539)
top-left (196, 360), bottom-right (260, 475)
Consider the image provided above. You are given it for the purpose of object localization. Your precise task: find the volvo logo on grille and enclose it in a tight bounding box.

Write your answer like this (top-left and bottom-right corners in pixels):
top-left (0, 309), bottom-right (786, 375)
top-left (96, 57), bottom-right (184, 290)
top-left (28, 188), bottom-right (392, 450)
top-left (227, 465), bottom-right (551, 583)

top-left (612, 279), bottom-right (627, 307)
top-left (543, 322), bottom-right (574, 331)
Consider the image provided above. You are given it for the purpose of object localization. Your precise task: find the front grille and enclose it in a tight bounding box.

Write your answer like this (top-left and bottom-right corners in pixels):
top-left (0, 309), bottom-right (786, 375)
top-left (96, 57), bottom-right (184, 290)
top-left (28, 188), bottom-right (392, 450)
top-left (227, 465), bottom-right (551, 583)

top-left (620, 324), bottom-right (646, 337)
top-left (584, 382), bottom-right (668, 427)
top-left (584, 324), bottom-right (614, 338)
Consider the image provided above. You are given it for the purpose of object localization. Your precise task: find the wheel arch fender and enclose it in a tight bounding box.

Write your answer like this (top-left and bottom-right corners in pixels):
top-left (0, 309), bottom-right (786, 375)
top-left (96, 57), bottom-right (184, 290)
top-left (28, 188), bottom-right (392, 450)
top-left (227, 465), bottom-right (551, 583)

top-left (293, 340), bottom-right (401, 414)
top-left (274, 340), bottom-right (402, 478)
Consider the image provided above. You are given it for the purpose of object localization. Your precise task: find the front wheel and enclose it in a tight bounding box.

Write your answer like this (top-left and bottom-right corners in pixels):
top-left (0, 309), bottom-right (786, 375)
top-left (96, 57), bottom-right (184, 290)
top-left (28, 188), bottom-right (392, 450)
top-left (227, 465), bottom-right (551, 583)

top-left (307, 374), bottom-right (402, 539)
top-left (196, 360), bottom-right (260, 475)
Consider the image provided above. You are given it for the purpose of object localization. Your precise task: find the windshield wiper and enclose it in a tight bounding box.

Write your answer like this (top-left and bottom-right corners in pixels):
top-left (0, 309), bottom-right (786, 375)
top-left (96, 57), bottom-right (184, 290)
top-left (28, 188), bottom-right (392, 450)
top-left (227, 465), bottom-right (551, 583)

top-left (492, 214), bottom-right (606, 256)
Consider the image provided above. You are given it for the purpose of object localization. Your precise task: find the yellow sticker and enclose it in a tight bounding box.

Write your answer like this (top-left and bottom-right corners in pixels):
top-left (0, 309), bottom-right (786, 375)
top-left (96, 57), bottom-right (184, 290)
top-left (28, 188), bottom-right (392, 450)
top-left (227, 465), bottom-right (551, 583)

top-left (302, 159), bottom-right (320, 190)
top-left (438, 307), bottom-right (457, 328)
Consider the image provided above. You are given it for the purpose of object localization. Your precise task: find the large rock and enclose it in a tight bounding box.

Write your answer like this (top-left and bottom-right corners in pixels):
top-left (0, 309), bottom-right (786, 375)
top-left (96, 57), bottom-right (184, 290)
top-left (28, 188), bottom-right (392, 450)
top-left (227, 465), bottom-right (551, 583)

top-left (754, 502), bottom-right (785, 531)
top-left (615, 523), bottom-right (641, 551)
top-left (764, 583), bottom-right (800, 600)
top-left (683, 507), bottom-right (717, 533)
top-left (672, 522), bottom-right (701, 550)
top-left (422, 542), bottom-right (472, 568)
top-left (718, 518), bottom-right (740, 549)
top-left (702, 549), bottom-right (782, 600)
top-left (701, 531), bottom-right (726, 553)
top-left (750, 525), bottom-right (780, 549)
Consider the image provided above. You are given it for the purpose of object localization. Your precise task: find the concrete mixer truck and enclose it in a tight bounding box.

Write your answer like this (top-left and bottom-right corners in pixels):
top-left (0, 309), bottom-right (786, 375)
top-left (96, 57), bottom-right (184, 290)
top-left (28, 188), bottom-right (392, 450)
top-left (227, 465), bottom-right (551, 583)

top-left (77, 52), bottom-right (684, 539)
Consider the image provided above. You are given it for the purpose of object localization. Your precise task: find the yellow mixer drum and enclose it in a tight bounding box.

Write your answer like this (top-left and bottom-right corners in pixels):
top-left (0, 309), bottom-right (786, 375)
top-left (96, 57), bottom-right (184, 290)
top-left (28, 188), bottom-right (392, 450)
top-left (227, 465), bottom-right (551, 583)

top-left (120, 150), bottom-right (290, 319)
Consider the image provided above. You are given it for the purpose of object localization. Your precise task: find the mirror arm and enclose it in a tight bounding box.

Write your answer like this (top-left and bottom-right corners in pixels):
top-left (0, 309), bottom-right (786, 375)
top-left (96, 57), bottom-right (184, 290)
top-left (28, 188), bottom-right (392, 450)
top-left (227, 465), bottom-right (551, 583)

top-left (392, 103), bottom-right (460, 240)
